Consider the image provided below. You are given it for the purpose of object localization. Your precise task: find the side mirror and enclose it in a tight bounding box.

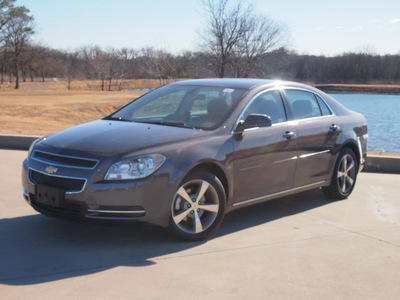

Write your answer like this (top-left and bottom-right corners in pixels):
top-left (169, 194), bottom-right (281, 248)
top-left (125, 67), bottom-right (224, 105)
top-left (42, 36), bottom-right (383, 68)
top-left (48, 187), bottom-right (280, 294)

top-left (236, 114), bottom-right (272, 131)
top-left (234, 114), bottom-right (272, 139)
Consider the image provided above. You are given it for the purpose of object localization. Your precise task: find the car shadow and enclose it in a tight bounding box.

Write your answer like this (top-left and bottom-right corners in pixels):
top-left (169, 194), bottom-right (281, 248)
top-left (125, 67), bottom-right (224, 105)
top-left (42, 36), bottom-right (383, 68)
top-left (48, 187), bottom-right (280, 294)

top-left (0, 188), bottom-right (334, 286)
top-left (219, 188), bottom-right (331, 236)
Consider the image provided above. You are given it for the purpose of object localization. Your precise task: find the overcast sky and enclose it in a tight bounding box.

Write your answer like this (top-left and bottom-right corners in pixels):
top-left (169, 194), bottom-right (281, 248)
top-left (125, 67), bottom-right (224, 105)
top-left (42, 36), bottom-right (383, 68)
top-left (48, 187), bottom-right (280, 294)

top-left (16, 0), bottom-right (400, 56)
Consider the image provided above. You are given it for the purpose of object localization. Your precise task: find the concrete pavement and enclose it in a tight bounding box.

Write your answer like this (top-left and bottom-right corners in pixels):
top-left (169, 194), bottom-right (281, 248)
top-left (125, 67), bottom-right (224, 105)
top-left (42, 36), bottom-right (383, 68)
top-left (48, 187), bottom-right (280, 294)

top-left (0, 149), bottom-right (399, 299)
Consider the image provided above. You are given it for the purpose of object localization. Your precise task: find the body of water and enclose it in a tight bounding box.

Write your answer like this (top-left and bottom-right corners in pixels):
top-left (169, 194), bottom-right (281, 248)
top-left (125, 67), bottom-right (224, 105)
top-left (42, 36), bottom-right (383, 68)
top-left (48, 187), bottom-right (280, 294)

top-left (331, 94), bottom-right (400, 154)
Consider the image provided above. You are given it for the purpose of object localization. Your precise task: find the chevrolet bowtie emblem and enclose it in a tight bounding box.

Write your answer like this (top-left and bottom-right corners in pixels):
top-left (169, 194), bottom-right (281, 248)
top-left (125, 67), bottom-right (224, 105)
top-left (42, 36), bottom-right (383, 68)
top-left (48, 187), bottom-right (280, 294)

top-left (45, 166), bottom-right (58, 174)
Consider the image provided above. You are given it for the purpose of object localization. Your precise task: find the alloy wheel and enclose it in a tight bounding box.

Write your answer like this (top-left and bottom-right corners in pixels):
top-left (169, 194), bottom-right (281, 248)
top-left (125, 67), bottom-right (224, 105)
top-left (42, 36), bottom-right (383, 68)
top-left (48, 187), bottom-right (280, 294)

top-left (171, 179), bottom-right (220, 235)
top-left (337, 153), bottom-right (356, 194)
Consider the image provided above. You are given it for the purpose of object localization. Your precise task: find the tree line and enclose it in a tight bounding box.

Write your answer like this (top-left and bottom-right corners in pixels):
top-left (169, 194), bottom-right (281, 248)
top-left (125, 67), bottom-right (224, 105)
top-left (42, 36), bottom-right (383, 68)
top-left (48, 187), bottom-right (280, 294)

top-left (1, 0), bottom-right (399, 90)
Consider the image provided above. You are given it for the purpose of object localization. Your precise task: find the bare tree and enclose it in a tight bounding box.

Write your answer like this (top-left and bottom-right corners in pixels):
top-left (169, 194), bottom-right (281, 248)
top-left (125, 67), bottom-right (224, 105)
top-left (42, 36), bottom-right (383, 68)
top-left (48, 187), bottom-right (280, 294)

top-left (200, 0), bottom-right (245, 78)
top-left (200, 0), bottom-right (286, 78)
top-left (90, 47), bottom-right (125, 91)
top-left (61, 51), bottom-right (81, 90)
top-left (77, 45), bottom-right (93, 79)
top-left (19, 44), bottom-right (36, 82)
top-left (115, 47), bottom-right (137, 89)
top-left (0, 46), bottom-right (10, 83)
top-left (32, 45), bottom-right (53, 82)
top-left (232, 13), bottom-right (284, 77)
top-left (77, 46), bottom-right (132, 90)
top-left (2, 4), bottom-right (34, 88)
top-left (0, 0), bottom-right (15, 86)
top-left (141, 47), bottom-right (175, 85)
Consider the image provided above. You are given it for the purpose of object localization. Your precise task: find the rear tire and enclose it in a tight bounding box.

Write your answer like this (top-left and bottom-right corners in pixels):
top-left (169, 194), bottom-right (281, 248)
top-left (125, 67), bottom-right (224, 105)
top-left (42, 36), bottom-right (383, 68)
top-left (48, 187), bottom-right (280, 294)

top-left (323, 148), bottom-right (358, 200)
top-left (169, 171), bottom-right (226, 241)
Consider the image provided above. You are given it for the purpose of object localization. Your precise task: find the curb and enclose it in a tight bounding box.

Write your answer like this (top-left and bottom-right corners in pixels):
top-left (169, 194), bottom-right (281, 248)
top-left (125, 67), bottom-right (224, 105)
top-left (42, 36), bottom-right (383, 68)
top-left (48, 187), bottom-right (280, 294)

top-left (1, 134), bottom-right (399, 174)
top-left (364, 154), bottom-right (400, 174)
top-left (0, 134), bottom-right (40, 151)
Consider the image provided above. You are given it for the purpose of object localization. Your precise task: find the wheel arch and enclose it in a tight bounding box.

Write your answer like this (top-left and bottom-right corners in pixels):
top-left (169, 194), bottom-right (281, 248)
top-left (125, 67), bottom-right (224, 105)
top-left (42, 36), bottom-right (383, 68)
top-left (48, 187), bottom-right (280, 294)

top-left (339, 141), bottom-right (361, 171)
top-left (184, 162), bottom-right (230, 203)
top-left (323, 144), bottom-right (359, 199)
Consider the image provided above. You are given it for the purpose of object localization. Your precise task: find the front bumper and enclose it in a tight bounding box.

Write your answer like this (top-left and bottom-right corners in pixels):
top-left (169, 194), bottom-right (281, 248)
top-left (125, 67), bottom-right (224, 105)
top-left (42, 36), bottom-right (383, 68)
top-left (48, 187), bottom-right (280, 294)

top-left (22, 156), bottom-right (175, 228)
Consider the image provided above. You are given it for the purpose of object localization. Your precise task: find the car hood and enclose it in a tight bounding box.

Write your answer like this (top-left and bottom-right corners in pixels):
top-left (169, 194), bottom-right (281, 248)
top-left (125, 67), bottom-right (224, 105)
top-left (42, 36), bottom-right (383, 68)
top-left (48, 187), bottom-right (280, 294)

top-left (38, 120), bottom-right (207, 156)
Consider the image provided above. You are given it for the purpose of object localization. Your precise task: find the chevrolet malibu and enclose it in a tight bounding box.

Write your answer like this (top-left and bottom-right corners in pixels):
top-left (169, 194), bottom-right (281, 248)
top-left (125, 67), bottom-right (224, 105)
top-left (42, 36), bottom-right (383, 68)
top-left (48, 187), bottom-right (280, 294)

top-left (22, 79), bottom-right (368, 240)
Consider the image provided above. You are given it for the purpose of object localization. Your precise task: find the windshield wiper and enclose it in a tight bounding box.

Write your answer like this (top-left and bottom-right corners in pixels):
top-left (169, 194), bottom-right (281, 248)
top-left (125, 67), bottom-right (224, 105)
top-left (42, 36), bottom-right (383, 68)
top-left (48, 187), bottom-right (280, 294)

top-left (103, 116), bottom-right (132, 122)
top-left (134, 120), bottom-right (190, 128)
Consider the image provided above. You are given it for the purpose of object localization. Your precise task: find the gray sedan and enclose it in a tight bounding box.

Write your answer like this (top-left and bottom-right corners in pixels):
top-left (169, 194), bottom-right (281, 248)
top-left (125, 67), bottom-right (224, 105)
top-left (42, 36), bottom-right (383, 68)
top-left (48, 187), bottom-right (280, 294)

top-left (22, 79), bottom-right (368, 240)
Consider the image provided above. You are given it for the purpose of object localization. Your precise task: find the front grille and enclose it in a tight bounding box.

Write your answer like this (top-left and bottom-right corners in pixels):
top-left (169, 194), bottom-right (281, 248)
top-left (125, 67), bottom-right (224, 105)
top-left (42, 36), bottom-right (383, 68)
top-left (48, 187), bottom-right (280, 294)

top-left (32, 150), bottom-right (98, 169)
top-left (30, 169), bottom-right (86, 192)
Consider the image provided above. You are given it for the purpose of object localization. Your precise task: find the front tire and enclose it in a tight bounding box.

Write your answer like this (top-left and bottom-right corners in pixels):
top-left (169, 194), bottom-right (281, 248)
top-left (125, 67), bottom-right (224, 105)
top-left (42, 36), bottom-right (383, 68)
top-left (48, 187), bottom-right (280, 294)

top-left (323, 148), bottom-right (358, 199)
top-left (169, 171), bottom-right (226, 241)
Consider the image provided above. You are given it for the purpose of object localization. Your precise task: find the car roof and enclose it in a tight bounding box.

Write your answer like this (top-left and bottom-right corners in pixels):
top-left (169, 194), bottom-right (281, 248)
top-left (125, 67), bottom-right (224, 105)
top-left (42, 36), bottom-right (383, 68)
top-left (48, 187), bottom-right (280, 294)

top-left (169, 78), bottom-right (316, 91)
top-left (171, 78), bottom-right (275, 89)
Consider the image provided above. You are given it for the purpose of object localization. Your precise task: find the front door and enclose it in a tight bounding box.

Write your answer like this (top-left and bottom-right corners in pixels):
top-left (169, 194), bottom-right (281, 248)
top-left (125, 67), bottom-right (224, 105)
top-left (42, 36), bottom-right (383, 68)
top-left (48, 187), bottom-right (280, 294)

top-left (231, 90), bottom-right (297, 204)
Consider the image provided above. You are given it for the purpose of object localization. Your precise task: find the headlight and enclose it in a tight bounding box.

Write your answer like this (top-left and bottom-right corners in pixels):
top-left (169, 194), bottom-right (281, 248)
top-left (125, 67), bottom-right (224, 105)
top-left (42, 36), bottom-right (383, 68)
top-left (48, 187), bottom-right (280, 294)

top-left (105, 154), bottom-right (166, 180)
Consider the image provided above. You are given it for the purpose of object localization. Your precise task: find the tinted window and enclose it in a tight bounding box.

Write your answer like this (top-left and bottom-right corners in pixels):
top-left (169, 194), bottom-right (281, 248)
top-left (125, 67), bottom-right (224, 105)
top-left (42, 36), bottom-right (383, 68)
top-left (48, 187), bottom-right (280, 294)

top-left (316, 95), bottom-right (332, 116)
top-left (132, 90), bottom-right (184, 118)
top-left (242, 90), bottom-right (286, 124)
top-left (111, 85), bottom-right (247, 130)
top-left (285, 90), bottom-right (322, 119)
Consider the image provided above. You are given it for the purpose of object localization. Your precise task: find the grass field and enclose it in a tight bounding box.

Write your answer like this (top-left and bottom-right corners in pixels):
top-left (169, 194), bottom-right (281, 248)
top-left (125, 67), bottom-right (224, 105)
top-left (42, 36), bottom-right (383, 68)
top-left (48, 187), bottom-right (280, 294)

top-left (0, 79), bottom-right (166, 136)
top-left (0, 89), bottom-right (144, 136)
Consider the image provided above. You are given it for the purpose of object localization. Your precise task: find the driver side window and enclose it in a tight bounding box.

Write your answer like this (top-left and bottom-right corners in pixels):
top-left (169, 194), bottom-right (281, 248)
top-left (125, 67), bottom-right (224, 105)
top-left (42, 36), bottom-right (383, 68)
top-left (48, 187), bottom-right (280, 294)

top-left (242, 90), bottom-right (287, 124)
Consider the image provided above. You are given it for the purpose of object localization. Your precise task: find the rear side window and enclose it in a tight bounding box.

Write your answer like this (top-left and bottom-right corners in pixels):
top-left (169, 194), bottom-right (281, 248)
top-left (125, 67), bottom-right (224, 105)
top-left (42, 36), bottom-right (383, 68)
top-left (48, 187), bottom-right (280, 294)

top-left (316, 95), bottom-right (333, 116)
top-left (285, 90), bottom-right (325, 120)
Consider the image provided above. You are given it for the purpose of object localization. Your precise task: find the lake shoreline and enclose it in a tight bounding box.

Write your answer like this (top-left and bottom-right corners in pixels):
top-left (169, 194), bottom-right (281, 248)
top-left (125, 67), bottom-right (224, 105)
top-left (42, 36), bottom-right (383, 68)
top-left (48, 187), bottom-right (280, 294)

top-left (334, 93), bottom-right (400, 154)
top-left (314, 84), bottom-right (400, 95)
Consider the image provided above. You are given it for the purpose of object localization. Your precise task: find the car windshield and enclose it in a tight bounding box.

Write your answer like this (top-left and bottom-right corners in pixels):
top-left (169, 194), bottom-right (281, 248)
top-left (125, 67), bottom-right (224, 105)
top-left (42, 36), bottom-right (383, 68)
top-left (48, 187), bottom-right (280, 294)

top-left (107, 84), bottom-right (247, 130)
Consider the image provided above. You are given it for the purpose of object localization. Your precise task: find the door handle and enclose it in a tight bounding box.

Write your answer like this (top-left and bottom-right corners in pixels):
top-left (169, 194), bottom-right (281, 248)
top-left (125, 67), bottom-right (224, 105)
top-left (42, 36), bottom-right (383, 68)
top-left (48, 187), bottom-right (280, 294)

top-left (330, 124), bottom-right (341, 132)
top-left (283, 131), bottom-right (296, 140)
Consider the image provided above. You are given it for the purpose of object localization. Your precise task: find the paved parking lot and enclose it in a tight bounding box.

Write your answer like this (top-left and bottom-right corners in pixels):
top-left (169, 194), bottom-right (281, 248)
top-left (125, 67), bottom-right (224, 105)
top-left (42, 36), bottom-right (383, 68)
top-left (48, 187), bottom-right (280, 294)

top-left (1, 149), bottom-right (399, 299)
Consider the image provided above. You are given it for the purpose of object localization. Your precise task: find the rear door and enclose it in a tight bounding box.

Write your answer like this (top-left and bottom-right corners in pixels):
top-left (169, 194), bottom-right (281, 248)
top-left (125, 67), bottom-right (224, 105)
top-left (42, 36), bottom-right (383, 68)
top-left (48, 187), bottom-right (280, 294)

top-left (283, 89), bottom-right (339, 187)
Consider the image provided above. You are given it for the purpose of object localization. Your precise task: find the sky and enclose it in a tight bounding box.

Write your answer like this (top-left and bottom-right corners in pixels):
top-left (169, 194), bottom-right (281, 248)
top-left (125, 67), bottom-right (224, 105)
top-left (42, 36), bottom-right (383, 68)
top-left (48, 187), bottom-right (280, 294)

top-left (15, 0), bottom-right (400, 56)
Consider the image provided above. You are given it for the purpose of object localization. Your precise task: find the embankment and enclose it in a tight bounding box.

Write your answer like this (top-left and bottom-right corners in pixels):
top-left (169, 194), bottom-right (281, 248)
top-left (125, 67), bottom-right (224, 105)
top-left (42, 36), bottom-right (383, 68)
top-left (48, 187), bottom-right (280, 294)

top-left (314, 84), bottom-right (400, 95)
